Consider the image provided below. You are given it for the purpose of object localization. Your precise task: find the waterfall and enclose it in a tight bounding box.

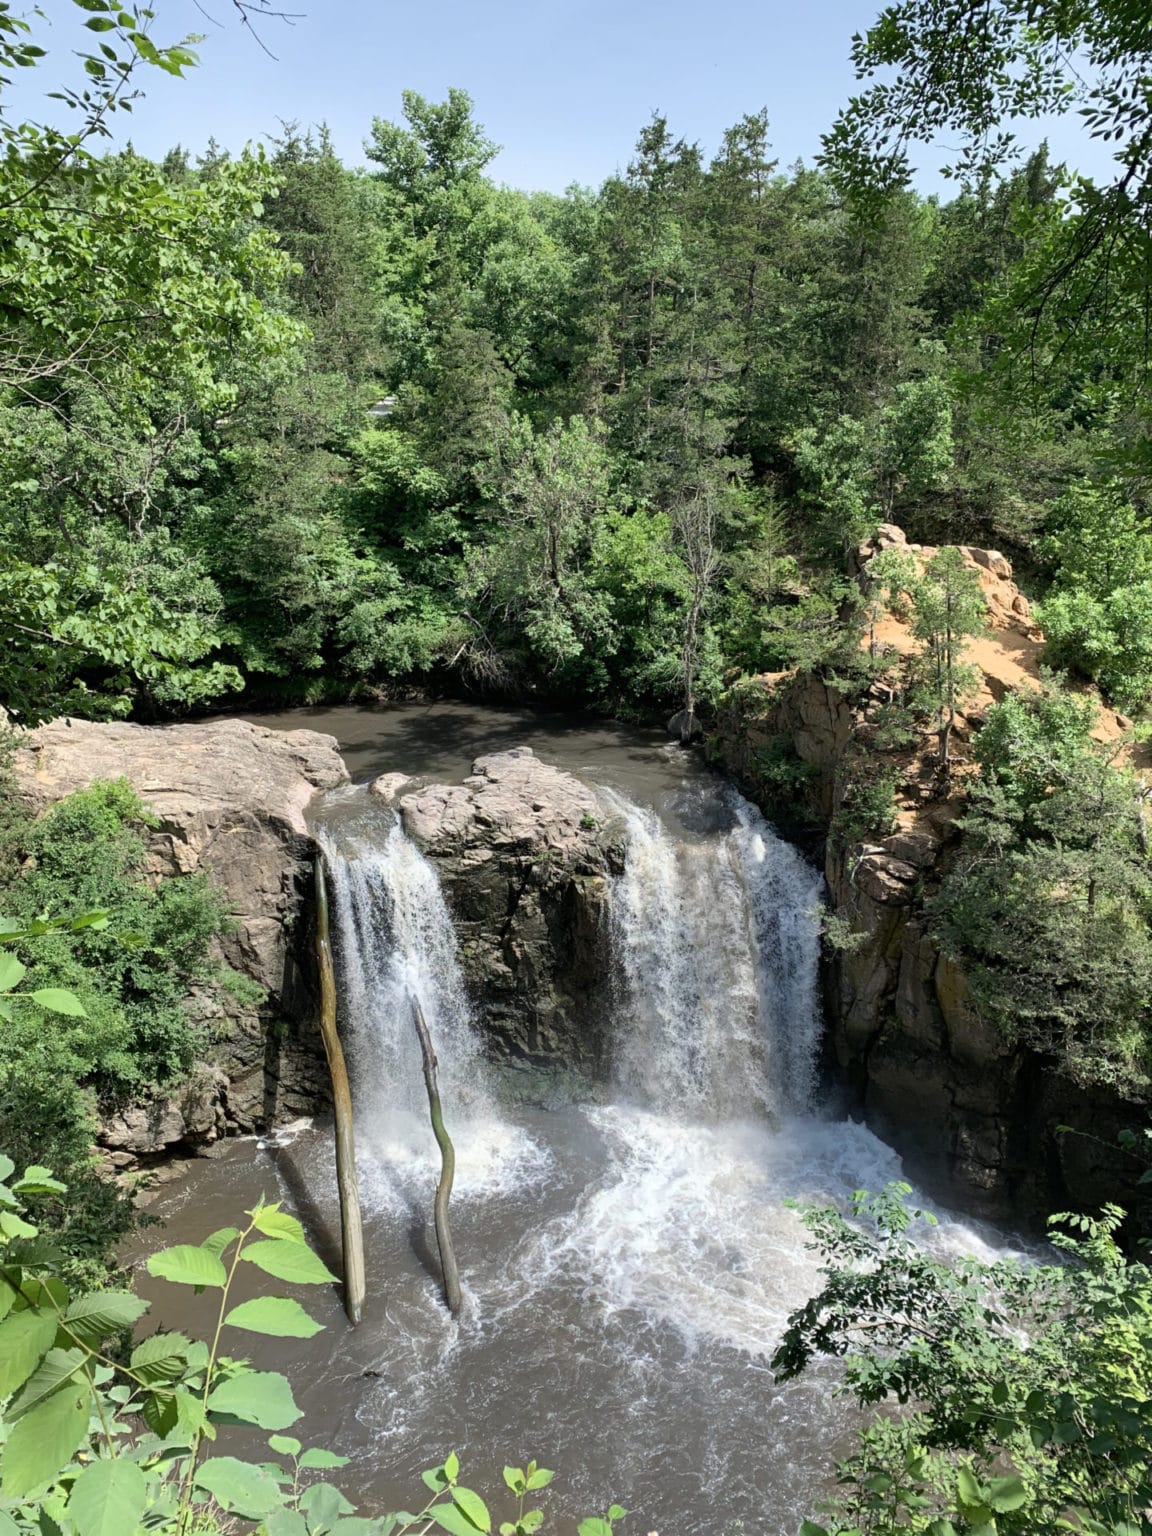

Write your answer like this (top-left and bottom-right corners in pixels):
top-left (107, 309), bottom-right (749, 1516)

top-left (605, 785), bottom-right (824, 1120)
top-left (316, 799), bottom-right (537, 1210)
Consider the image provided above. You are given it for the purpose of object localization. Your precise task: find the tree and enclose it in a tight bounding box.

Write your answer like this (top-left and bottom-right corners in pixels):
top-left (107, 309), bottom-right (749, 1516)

top-left (909, 547), bottom-right (987, 771)
top-left (823, 0), bottom-right (1152, 455)
top-left (670, 482), bottom-right (723, 739)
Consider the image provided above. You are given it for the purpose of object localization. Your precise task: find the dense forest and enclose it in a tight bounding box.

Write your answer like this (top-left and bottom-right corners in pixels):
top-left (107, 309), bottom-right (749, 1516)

top-left (3, 2), bottom-right (1149, 734)
top-left (1, 3), bottom-right (1151, 1535)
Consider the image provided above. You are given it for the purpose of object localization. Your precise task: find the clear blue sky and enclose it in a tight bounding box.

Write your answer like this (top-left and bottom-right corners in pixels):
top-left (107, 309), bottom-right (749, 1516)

top-left (27, 0), bottom-right (1116, 193)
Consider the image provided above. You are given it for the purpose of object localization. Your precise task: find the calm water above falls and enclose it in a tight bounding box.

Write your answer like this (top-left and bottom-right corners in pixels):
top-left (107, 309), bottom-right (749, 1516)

top-left (139, 706), bottom-right (1018, 1536)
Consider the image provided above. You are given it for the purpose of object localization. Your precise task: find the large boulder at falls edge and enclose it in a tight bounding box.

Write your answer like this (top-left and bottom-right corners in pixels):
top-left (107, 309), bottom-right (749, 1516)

top-left (14, 717), bottom-right (349, 1156)
top-left (398, 746), bottom-right (625, 1065)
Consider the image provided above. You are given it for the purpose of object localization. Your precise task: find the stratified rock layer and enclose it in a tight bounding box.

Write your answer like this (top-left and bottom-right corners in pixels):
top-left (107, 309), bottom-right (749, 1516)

top-left (400, 747), bottom-right (623, 1064)
top-left (15, 717), bottom-right (349, 1155)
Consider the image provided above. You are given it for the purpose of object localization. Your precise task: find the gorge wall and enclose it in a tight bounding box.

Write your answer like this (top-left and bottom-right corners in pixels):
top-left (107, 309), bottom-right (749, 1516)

top-left (714, 526), bottom-right (1151, 1231)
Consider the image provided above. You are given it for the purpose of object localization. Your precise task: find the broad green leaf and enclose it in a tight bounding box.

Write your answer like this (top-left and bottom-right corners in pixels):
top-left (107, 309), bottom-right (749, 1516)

top-left (526, 1470), bottom-right (554, 1492)
top-left (194, 1456), bottom-right (285, 1519)
top-left (268, 1434), bottom-right (301, 1457)
top-left (300, 1482), bottom-right (355, 1523)
top-left (0, 953), bottom-right (26, 991)
top-left (224, 1296), bottom-right (323, 1338)
top-left (0, 1381), bottom-right (89, 1497)
top-left (431, 1506), bottom-right (488, 1536)
top-left (206, 1369), bottom-right (302, 1429)
top-left (299, 1447), bottom-right (350, 1469)
top-left (0, 1308), bottom-right (56, 1397)
top-left (67, 1457), bottom-right (147, 1536)
top-left (956, 1467), bottom-right (984, 1509)
top-left (12, 1166), bottom-right (66, 1195)
top-left (63, 1290), bottom-right (149, 1343)
top-left (241, 1239), bottom-right (337, 1285)
top-left (130, 1330), bottom-right (191, 1380)
top-left (502, 1467), bottom-right (524, 1494)
top-left (444, 1451), bottom-right (460, 1481)
top-left (264, 1512), bottom-right (309, 1536)
top-left (7, 1347), bottom-right (87, 1420)
top-left (452, 1488), bottom-right (491, 1533)
top-left (27, 988), bottom-right (87, 1017)
top-left (987, 1476), bottom-right (1027, 1513)
top-left (0, 1154), bottom-right (14, 1181)
top-left (577, 1522), bottom-right (613, 1536)
top-left (201, 1226), bottom-right (241, 1260)
top-left (250, 1205), bottom-right (306, 1243)
top-left (147, 1244), bottom-right (227, 1289)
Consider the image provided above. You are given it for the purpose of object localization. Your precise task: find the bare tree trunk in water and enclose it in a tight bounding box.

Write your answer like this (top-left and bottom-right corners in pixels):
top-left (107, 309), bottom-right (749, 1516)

top-left (410, 996), bottom-right (462, 1315)
top-left (314, 857), bottom-right (366, 1326)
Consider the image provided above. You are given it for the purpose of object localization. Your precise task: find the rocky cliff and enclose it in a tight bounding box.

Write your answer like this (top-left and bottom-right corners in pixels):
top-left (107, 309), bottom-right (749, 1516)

top-left (714, 527), bottom-right (1151, 1230)
top-left (14, 717), bottom-right (349, 1160)
top-left (393, 746), bottom-right (622, 1066)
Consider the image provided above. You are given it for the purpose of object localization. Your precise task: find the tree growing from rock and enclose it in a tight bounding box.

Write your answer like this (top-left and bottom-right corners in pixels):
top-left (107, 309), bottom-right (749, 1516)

top-left (908, 547), bottom-right (987, 774)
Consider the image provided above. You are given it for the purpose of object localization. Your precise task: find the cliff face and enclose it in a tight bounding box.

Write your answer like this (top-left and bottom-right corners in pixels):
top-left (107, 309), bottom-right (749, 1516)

top-left (14, 717), bottom-right (350, 1160)
top-left (714, 529), bottom-right (1151, 1229)
top-left (395, 747), bottom-right (623, 1068)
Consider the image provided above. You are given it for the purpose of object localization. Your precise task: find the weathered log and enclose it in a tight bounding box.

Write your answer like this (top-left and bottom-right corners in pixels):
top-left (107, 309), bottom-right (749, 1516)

top-left (409, 996), bottom-right (462, 1315)
top-left (314, 856), bottom-right (366, 1326)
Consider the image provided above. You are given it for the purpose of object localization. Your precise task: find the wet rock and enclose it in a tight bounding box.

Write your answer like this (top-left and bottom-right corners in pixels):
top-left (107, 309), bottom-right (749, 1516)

top-left (401, 748), bottom-right (621, 1066)
top-left (854, 851), bottom-right (918, 906)
top-left (369, 771), bottom-right (414, 804)
top-left (667, 709), bottom-right (703, 743)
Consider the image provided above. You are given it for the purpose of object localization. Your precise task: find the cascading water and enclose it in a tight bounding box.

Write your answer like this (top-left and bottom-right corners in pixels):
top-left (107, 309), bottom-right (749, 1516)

top-left (604, 785), bottom-right (824, 1119)
top-left (142, 713), bottom-right (1018, 1536)
top-left (316, 794), bottom-right (542, 1214)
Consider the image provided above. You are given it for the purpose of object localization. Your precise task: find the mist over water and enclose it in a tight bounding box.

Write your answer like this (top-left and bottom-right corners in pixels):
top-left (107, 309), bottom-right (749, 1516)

top-left (141, 714), bottom-right (1016, 1536)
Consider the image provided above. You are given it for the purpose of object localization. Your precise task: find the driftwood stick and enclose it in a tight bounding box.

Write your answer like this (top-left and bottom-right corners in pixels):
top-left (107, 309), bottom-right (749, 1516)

top-left (409, 996), bottom-right (462, 1315)
top-left (314, 856), bottom-right (366, 1327)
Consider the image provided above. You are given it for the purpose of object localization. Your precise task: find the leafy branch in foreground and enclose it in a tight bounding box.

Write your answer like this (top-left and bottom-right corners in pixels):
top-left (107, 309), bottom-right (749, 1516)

top-left (0, 1155), bottom-right (624, 1536)
top-left (774, 1180), bottom-right (1152, 1536)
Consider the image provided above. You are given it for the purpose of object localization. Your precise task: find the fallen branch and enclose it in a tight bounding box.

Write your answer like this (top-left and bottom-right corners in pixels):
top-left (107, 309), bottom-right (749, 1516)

top-left (409, 995), bottom-right (462, 1315)
top-left (314, 855), bottom-right (366, 1326)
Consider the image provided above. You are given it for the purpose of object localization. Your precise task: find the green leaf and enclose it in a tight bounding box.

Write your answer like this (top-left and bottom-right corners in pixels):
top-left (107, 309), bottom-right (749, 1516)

top-left (0, 1154), bottom-right (14, 1181)
top-left (13, 1166), bottom-right (66, 1195)
top-left (526, 1470), bottom-right (553, 1491)
top-left (0, 1381), bottom-right (89, 1497)
top-left (606, 1508), bottom-right (627, 1523)
top-left (300, 1482), bottom-right (355, 1524)
top-left (63, 1290), bottom-right (149, 1343)
top-left (444, 1450), bottom-right (460, 1482)
top-left (27, 988), bottom-right (87, 1017)
top-left (67, 1457), bottom-right (147, 1536)
top-left (268, 1434), bottom-right (301, 1457)
top-left (265, 1513), bottom-right (309, 1536)
top-left (577, 1522), bottom-right (613, 1536)
top-left (194, 1456), bottom-right (286, 1520)
top-left (147, 1244), bottom-right (227, 1288)
top-left (987, 1476), bottom-right (1027, 1513)
top-left (800, 1525), bottom-right (830, 1536)
top-left (452, 1490), bottom-right (491, 1534)
top-left (241, 1239), bottom-right (337, 1285)
top-left (433, 1507), bottom-right (492, 1536)
top-left (956, 1467), bottom-right (984, 1509)
top-left (298, 1447), bottom-right (350, 1469)
top-left (0, 1307), bottom-right (56, 1397)
top-left (130, 1330), bottom-right (190, 1381)
top-left (250, 1205), bottom-right (306, 1243)
top-left (201, 1227), bottom-right (241, 1259)
top-left (224, 1296), bottom-right (323, 1338)
top-left (0, 953), bottom-right (26, 991)
top-left (502, 1467), bottom-right (525, 1494)
top-left (206, 1369), bottom-right (302, 1429)
top-left (7, 1348), bottom-right (87, 1420)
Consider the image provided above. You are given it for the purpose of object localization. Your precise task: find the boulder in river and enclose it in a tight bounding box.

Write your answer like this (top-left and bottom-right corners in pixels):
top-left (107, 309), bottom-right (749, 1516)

top-left (400, 747), bottom-right (624, 1064)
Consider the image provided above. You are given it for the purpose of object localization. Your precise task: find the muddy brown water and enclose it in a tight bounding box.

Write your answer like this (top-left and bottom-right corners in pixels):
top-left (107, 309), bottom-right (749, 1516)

top-left (133, 706), bottom-right (1018, 1535)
